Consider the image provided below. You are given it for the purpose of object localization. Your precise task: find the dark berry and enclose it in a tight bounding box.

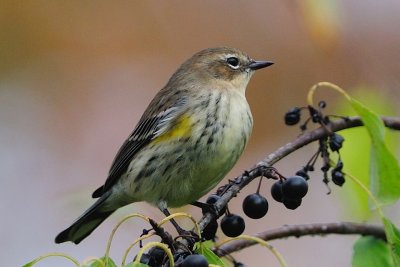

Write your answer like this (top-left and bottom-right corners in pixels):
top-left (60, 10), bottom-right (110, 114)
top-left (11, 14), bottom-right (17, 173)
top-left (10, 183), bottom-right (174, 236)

top-left (282, 176), bottom-right (308, 199)
top-left (332, 170), bottom-right (345, 186)
top-left (234, 262), bottom-right (246, 267)
top-left (271, 180), bottom-right (284, 203)
top-left (202, 218), bottom-right (218, 240)
top-left (148, 246), bottom-right (165, 266)
top-left (334, 160), bottom-right (344, 171)
top-left (135, 253), bottom-right (154, 265)
top-left (220, 214), bottom-right (245, 237)
top-left (284, 107), bottom-right (301, 125)
top-left (329, 133), bottom-right (345, 151)
top-left (321, 163), bottom-right (330, 172)
top-left (242, 193), bottom-right (269, 219)
top-left (308, 105), bottom-right (323, 123)
top-left (282, 197), bottom-right (302, 210)
top-left (171, 252), bottom-right (190, 266)
top-left (311, 113), bottom-right (320, 123)
top-left (295, 169), bottom-right (310, 180)
top-left (181, 254), bottom-right (208, 267)
top-left (308, 106), bottom-right (321, 123)
top-left (318, 100), bottom-right (327, 109)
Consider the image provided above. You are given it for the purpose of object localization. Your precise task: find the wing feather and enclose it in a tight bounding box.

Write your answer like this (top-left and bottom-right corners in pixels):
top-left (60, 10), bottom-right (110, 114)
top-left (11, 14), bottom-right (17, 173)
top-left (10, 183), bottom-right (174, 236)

top-left (92, 96), bottom-right (187, 198)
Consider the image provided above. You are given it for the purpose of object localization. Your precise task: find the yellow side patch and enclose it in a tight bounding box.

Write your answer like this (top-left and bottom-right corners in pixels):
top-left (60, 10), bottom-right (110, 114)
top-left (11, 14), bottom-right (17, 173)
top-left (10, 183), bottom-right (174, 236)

top-left (153, 114), bottom-right (192, 143)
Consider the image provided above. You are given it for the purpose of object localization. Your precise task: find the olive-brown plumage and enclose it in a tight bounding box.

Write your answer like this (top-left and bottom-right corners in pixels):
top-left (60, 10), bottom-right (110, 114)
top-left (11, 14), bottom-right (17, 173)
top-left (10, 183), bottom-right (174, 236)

top-left (55, 47), bottom-right (273, 244)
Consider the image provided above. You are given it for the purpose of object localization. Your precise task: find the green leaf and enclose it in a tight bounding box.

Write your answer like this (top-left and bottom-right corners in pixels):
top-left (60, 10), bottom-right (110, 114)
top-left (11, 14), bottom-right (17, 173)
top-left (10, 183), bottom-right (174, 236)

top-left (349, 97), bottom-right (400, 205)
top-left (335, 90), bottom-right (400, 219)
top-left (337, 126), bottom-right (371, 218)
top-left (194, 243), bottom-right (226, 267)
top-left (22, 261), bottom-right (35, 267)
top-left (81, 257), bottom-right (117, 267)
top-left (383, 217), bottom-right (400, 266)
top-left (352, 236), bottom-right (393, 267)
top-left (81, 259), bottom-right (104, 267)
top-left (101, 256), bottom-right (117, 267)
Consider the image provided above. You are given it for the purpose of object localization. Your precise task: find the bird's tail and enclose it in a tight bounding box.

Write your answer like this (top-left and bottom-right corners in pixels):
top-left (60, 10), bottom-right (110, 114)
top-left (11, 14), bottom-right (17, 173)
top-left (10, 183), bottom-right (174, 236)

top-left (55, 191), bottom-right (114, 244)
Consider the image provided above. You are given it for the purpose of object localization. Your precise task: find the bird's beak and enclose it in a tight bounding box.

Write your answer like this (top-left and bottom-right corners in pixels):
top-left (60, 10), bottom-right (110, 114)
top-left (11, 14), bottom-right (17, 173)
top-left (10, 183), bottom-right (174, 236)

top-left (248, 60), bottom-right (274, 70)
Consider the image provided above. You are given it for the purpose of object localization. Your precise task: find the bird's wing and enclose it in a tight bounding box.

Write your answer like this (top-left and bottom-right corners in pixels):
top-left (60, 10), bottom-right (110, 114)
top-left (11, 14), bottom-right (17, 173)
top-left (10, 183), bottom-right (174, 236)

top-left (92, 96), bottom-right (187, 198)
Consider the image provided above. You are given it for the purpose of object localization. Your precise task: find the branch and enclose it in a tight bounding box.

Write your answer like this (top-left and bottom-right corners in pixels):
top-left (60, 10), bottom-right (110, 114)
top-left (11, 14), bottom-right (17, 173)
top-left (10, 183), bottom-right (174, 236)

top-left (215, 222), bottom-right (386, 256)
top-left (197, 116), bottom-right (400, 231)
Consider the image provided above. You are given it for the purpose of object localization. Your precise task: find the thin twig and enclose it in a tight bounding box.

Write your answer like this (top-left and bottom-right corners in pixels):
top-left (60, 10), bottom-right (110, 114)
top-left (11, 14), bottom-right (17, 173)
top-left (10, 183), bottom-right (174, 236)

top-left (215, 222), bottom-right (386, 256)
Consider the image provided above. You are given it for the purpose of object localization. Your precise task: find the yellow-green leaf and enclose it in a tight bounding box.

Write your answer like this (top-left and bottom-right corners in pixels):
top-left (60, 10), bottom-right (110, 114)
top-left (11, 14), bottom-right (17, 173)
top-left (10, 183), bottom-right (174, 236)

top-left (383, 217), bottom-right (400, 266)
top-left (101, 257), bottom-right (117, 267)
top-left (81, 257), bottom-right (116, 267)
top-left (352, 236), bottom-right (393, 267)
top-left (22, 261), bottom-right (35, 267)
top-left (194, 242), bottom-right (226, 267)
top-left (350, 97), bottom-right (400, 205)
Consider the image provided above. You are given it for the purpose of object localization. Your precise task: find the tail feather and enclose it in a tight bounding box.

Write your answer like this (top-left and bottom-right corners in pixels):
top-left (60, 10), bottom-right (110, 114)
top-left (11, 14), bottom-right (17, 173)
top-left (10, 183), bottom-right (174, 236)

top-left (55, 192), bottom-right (114, 244)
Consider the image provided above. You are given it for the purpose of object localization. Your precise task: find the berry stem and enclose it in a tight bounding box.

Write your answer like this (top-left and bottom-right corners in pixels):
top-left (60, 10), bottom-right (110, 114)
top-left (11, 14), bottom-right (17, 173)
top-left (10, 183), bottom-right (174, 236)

top-left (256, 176), bottom-right (263, 194)
top-left (223, 205), bottom-right (232, 217)
top-left (261, 166), bottom-right (286, 181)
top-left (305, 149), bottom-right (320, 170)
top-left (307, 82), bottom-right (352, 107)
top-left (300, 116), bottom-right (311, 131)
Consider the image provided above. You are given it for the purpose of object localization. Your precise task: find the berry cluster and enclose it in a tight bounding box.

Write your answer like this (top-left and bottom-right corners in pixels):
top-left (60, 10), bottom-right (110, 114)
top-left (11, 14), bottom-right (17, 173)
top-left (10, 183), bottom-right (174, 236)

top-left (218, 176), bottom-right (270, 238)
top-left (200, 101), bottom-right (346, 241)
top-left (271, 176), bottom-right (308, 209)
top-left (214, 102), bottom-right (347, 239)
top-left (214, 168), bottom-right (310, 239)
top-left (284, 101), bottom-right (347, 189)
top-left (284, 101), bottom-right (330, 131)
top-left (136, 247), bottom-right (210, 267)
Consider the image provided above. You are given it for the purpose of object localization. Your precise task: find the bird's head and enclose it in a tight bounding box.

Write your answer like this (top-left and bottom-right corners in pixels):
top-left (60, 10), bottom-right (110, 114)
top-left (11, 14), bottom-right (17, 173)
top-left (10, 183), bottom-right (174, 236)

top-left (169, 47), bottom-right (273, 93)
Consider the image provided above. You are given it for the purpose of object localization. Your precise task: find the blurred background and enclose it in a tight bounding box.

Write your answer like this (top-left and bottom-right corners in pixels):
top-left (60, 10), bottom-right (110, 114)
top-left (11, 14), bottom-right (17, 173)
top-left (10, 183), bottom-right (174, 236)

top-left (1, 1), bottom-right (400, 266)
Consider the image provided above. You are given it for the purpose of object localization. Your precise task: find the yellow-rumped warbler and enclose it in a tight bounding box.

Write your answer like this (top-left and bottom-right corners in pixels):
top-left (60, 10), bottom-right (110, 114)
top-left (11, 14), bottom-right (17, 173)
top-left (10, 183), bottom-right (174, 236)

top-left (55, 47), bottom-right (273, 244)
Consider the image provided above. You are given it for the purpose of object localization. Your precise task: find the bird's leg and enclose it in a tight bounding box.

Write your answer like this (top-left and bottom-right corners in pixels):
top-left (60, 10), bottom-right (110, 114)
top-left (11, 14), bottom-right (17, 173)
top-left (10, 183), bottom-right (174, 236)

top-left (148, 218), bottom-right (176, 252)
top-left (159, 208), bottom-right (199, 247)
top-left (158, 201), bottom-right (199, 241)
top-left (161, 208), bottom-right (193, 236)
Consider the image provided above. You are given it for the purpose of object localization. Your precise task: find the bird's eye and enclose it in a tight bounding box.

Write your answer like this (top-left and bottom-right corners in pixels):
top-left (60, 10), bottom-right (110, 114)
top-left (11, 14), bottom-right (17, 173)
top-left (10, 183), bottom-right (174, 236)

top-left (226, 57), bottom-right (240, 69)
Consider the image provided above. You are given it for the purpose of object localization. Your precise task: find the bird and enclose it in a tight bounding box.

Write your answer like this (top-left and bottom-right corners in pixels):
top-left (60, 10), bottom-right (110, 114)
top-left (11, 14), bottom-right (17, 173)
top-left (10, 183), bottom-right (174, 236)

top-left (55, 47), bottom-right (273, 244)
